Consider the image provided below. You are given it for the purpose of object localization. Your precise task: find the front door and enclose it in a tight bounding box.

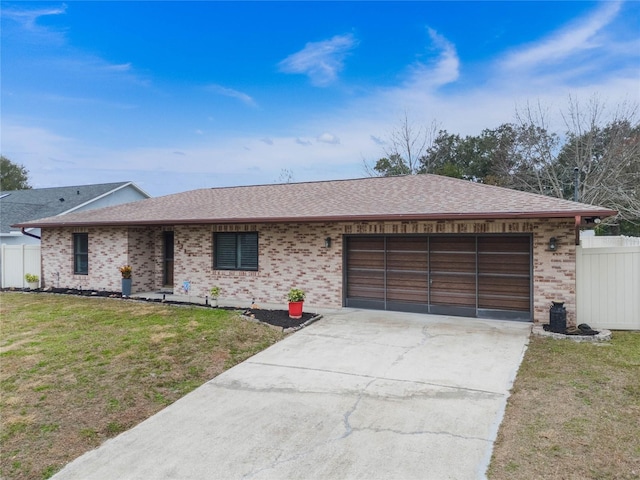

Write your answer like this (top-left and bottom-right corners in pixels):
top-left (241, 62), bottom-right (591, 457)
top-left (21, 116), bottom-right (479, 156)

top-left (163, 231), bottom-right (174, 287)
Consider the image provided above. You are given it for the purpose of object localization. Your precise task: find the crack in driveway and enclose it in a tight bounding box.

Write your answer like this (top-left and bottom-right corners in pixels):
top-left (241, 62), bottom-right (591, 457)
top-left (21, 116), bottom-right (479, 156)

top-left (219, 362), bottom-right (506, 398)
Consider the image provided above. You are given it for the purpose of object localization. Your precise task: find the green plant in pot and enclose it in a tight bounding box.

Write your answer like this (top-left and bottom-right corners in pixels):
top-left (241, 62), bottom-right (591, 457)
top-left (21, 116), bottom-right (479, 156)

top-left (210, 286), bottom-right (221, 307)
top-left (25, 273), bottom-right (39, 289)
top-left (287, 288), bottom-right (305, 319)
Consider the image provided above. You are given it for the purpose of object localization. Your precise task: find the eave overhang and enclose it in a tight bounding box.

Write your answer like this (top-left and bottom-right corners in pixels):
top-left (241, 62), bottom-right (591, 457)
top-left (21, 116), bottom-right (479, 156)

top-left (13, 208), bottom-right (619, 229)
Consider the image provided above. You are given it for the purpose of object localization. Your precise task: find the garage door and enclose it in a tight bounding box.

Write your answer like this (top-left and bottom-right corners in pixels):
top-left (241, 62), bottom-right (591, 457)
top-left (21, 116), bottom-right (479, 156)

top-left (345, 235), bottom-right (531, 321)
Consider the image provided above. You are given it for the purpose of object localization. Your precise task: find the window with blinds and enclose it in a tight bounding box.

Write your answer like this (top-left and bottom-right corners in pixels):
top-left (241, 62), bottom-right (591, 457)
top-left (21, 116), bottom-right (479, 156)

top-left (214, 232), bottom-right (258, 271)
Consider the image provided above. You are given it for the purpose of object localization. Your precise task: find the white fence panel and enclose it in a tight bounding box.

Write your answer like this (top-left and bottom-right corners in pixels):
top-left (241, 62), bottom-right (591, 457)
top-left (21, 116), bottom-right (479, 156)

top-left (1, 244), bottom-right (41, 288)
top-left (581, 235), bottom-right (640, 248)
top-left (576, 245), bottom-right (640, 330)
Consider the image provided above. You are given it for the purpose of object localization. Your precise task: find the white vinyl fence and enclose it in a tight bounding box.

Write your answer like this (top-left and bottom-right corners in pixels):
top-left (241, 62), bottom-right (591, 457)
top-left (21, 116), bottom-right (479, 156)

top-left (580, 235), bottom-right (640, 248)
top-left (1, 244), bottom-right (41, 288)
top-left (576, 238), bottom-right (640, 330)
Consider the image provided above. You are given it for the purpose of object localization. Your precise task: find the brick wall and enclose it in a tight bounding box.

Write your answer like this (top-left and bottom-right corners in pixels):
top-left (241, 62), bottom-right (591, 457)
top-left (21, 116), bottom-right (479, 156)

top-left (170, 223), bottom-right (343, 307)
top-left (40, 217), bottom-right (576, 324)
top-left (531, 218), bottom-right (577, 325)
top-left (41, 226), bottom-right (128, 291)
top-left (128, 227), bottom-right (160, 292)
top-left (41, 226), bottom-right (161, 294)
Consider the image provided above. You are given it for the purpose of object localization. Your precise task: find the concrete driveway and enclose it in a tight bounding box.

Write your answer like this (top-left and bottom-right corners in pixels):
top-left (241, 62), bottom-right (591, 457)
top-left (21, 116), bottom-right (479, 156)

top-left (53, 309), bottom-right (531, 480)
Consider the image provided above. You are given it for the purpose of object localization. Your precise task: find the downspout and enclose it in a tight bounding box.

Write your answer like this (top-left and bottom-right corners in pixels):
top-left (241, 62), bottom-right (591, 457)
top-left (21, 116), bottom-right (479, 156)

top-left (574, 168), bottom-right (581, 246)
top-left (21, 228), bottom-right (41, 240)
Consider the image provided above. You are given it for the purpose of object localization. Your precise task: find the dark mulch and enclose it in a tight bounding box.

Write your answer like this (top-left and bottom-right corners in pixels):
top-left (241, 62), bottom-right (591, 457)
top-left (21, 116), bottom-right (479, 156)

top-left (542, 323), bottom-right (600, 335)
top-left (240, 308), bottom-right (316, 328)
top-left (2, 287), bottom-right (316, 329)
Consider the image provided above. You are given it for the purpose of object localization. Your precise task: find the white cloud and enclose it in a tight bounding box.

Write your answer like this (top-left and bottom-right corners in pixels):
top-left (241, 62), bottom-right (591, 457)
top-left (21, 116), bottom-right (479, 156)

top-left (278, 33), bottom-right (358, 87)
top-left (406, 28), bottom-right (460, 89)
top-left (499, 1), bottom-right (622, 72)
top-left (3, 6), bottom-right (148, 89)
top-left (317, 133), bottom-right (340, 144)
top-left (205, 84), bottom-right (257, 107)
top-left (260, 137), bottom-right (274, 146)
top-left (296, 138), bottom-right (312, 146)
top-left (104, 63), bottom-right (132, 72)
top-left (1, 4), bottom-right (68, 48)
top-left (1, 4), bottom-right (67, 30)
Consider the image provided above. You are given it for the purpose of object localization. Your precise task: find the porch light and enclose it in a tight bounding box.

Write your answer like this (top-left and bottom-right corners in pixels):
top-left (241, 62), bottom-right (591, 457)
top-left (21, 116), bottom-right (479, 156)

top-left (549, 237), bottom-right (557, 251)
top-left (324, 237), bottom-right (332, 248)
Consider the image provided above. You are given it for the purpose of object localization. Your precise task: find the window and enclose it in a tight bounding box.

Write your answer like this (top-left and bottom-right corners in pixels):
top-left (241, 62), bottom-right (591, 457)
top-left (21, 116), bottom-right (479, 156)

top-left (73, 233), bottom-right (89, 275)
top-left (214, 232), bottom-right (258, 270)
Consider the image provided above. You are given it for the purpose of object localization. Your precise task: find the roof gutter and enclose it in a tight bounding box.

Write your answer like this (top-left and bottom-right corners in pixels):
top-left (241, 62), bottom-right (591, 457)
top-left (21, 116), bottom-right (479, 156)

top-left (21, 227), bottom-right (41, 240)
top-left (13, 208), bottom-right (619, 229)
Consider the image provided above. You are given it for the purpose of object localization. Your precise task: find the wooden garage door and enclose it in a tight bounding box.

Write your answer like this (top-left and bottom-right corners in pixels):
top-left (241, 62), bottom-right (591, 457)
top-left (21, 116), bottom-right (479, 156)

top-left (386, 237), bottom-right (429, 311)
top-left (429, 236), bottom-right (477, 316)
top-left (345, 235), bottom-right (531, 320)
top-left (345, 237), bottom-right (385, 308)
top-left (477, 236), bottom-right (531, 316)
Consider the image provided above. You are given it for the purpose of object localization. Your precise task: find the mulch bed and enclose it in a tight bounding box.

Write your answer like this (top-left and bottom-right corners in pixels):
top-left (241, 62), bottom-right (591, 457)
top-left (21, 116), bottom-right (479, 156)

top-left (239, 308), bottom-right (316, 329)
top-left (2, 287), bottom-right (317, 329)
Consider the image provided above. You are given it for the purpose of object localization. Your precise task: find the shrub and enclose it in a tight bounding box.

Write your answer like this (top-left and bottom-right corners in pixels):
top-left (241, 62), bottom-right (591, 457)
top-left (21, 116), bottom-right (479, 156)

top-left (25, 273), bottom-right (39, 283)
top-left (287, 288), bottom-right (305, 302)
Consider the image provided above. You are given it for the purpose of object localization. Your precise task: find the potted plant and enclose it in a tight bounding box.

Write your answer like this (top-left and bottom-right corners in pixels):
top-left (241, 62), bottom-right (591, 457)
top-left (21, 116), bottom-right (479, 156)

top-left (119, 265), bottom-right (132, 297)
top-left (210, 286), bottom-right (221, 307)
top-left (287, 288), bottom-right (305, 319)
top-left (25, 273), bottom-right (39, 289)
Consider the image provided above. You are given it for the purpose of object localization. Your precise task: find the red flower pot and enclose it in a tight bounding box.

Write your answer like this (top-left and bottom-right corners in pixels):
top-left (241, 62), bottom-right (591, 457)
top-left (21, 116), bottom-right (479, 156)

top-left (288, 301), bottom-right (303, 319)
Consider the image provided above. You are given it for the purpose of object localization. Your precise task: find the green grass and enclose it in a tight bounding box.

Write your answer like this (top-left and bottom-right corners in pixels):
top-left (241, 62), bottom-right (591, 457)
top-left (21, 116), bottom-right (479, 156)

top-left (489, 331), bottom-right (640, 480)
top-left (0, 292), bottom-right (284, 480)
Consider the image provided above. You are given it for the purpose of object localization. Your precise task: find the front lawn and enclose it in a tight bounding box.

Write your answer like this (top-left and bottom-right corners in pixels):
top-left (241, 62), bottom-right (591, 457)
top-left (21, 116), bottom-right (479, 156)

top-left (0, 292), bottom-right (284, 480)
top-left (489, 331), bottom-right (640, 480)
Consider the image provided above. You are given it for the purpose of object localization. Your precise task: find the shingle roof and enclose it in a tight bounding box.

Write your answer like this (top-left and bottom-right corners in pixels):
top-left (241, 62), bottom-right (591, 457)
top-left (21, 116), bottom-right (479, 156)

top-left (2, 182), bottom-right (143, 233)
top-left (14, 175), bottom-right (617, 228)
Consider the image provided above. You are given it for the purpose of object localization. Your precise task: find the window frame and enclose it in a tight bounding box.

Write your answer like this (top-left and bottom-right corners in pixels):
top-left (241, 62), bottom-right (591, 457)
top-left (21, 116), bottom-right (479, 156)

top-left (213, 232), bottom-right (259, 271)
top-left (73, 233), bottom-right (89, 275)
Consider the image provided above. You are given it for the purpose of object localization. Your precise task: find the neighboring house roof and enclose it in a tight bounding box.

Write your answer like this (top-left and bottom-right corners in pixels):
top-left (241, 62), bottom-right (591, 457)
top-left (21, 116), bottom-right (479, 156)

top-left (14, 175), bottom-right (617, 228)
top-left (2, 181), bottom-right (150, 233)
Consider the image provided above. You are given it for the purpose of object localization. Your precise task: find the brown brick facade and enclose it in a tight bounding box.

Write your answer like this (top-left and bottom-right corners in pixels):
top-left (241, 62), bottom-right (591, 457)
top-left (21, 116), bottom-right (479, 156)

top-left (40, 217), bottom-right (576, 324)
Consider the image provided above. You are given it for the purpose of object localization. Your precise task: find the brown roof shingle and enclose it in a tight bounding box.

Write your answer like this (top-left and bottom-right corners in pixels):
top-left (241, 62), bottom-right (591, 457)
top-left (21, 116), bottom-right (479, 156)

top-left (14, 175), bottom-right (617, 228)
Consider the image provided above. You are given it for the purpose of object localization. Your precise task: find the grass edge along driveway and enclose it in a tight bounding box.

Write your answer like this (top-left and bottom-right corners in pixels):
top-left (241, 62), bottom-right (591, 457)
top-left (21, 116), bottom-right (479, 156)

top-left (488, 331), bottom-right (640, 480)
top-left (0, 292), bottom-right (285, 480)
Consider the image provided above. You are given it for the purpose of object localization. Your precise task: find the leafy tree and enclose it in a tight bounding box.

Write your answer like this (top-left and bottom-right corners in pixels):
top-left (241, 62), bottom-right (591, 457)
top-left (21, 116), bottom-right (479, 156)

top-left (372, 154), bottom-right (411, 177)
top-left (0, 156), bottom-right (31, 190)
top-left (419, 125), bottom-right (519, 183)
top-left (419, 131), bottom-right (463, 177)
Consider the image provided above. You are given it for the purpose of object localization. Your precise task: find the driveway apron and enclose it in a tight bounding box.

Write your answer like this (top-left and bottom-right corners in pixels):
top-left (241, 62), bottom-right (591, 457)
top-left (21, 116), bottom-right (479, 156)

top-left (52, 309), bottom-right (531, 480)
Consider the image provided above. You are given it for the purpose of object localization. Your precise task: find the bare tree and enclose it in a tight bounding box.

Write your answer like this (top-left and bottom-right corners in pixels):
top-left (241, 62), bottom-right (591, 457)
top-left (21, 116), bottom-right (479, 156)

top-left (276, 168), bottom-right (295, 184)
top-left (508, 96), bottom-right (640, 227)
top-left (560, 97), bottom-right (639, 219)
top-left (500, 101), bottom-right (565, 197)
top-left (365, 112), bottom-right (439, 176)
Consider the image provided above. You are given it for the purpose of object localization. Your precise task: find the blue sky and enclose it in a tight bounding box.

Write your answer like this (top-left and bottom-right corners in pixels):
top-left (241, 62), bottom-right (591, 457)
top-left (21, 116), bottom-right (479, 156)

top-left (2, 1), bottom-right (639, 197)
